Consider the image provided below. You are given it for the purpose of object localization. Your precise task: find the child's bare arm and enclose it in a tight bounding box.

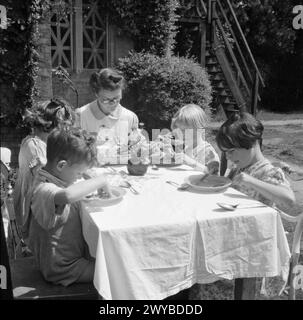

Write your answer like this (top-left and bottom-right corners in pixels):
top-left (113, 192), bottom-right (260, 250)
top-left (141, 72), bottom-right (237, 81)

top-left (179, 153), bottom-right (208, 172)
top-left (180, 154), bottom-right (219, 174)
top-left (233, 172), bottom-right (295, 208)
top-left (54, 175), bottom-right (110, 205)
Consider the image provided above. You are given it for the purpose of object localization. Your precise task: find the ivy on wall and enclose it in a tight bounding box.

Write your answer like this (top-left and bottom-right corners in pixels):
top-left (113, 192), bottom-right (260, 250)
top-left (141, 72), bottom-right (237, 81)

top-left (99, 0), bottom-right (180, 56)
top-left (0, 0), bottom-right (38, 127)
top-left (0, 0), bottom-right (68, 127)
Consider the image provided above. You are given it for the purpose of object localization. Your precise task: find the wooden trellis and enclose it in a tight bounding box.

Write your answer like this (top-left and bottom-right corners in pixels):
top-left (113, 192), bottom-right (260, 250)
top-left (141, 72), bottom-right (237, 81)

top-left (51, 2), bottom-right (73, 69)
top-left (82, 0), bottom-right (107, 69)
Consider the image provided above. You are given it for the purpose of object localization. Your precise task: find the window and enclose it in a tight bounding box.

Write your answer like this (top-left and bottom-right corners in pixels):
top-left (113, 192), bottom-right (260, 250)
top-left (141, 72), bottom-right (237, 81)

top-left (50, 0), bottom-right (108, 71)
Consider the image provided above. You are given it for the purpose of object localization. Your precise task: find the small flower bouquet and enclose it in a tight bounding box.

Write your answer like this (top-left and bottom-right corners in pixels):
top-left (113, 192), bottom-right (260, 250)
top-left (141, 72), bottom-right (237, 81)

top-left (150, 132), bottom-right (184, 165)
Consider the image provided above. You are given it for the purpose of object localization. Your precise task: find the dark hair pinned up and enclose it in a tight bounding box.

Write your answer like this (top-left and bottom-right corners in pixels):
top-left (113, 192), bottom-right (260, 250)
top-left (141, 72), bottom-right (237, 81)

top-left (216, 112), bottom-right (264, 151)
top-left (89, 68), bottom-right (126, 94)
top-left (23, 98), bottom-right (74, 133)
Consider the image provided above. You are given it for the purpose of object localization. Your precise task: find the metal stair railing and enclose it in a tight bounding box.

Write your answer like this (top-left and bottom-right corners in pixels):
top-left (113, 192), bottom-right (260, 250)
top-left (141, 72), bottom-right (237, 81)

top-left (224, 0), bottom-right (265, 87)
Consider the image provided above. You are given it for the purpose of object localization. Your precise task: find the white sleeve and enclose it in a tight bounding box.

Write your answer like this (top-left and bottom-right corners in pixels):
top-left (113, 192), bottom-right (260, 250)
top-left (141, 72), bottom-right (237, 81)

top-left (131, 112), bottom-right (139, 131)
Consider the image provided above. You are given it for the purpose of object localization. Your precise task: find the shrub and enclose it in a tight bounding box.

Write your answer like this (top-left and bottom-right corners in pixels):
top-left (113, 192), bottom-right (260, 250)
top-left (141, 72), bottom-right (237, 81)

top-left (117, 51), bottom-right (212, 133)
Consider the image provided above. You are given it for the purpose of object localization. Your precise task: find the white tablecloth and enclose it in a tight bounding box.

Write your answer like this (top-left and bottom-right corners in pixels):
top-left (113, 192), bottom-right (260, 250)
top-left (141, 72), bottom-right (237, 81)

top-left (80, 165), bottom-right (291, 300)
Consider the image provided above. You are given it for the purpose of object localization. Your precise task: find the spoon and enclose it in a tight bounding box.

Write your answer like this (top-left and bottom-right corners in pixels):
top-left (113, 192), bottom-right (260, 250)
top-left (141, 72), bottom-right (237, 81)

top-left (118, 170), bottom-right (140, 194)
top-left (199, 173), bottom-right (209, 182)
top-left (108, 166), bottom-right (118, 173)
top-left (120, 180), bottom-right (139, 195)
top-left (166, 180), bottom-right (190, 190)
top-left (217, 203), bottom-right (239, 211)
top-left (217, 202), bottom-right (268, 211)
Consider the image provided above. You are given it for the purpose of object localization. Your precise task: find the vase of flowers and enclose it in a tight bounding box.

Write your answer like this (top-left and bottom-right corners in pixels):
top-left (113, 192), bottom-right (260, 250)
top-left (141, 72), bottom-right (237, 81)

top-left (127, 130), bottom-right (150, 176)
top-left (127, 161), bottom-right (149, 176)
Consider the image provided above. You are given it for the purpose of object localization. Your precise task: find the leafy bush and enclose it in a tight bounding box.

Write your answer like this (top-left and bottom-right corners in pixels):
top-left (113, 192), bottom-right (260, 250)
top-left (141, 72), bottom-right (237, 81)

top-left (261, 53), bottom-right (303, 112)
top-left (117, 51), bottom-right (212, 133)
top-left (230, 0), bottom-right (303, 111)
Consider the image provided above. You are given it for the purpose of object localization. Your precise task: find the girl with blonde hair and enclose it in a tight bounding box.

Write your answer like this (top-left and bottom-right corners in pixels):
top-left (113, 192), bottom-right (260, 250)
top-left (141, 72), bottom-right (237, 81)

top-left (171, 104), bottom-right (220, 173)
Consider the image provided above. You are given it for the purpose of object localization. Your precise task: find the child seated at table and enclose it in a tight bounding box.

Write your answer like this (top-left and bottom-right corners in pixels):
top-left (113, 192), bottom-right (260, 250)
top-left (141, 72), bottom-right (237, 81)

top-left (28, 128), bottom-right (112, 286)
top-left (216, 112), bottom-right (295, 211)
top-left (13, 98), bottom-right (74, 240)
top-left (171, 104), bottom-right (220, 174)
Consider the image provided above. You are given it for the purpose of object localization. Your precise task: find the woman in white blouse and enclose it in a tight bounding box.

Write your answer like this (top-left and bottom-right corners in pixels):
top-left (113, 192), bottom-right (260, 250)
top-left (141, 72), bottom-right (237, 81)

top-left (75, 68), bottom-right (140, 165)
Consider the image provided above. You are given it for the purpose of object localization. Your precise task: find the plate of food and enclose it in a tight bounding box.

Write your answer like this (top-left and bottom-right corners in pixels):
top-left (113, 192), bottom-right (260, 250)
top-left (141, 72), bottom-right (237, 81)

top-left (83, 186), bottom-right (126, 206)
top-left (185, 174), bottom-right (232, 192)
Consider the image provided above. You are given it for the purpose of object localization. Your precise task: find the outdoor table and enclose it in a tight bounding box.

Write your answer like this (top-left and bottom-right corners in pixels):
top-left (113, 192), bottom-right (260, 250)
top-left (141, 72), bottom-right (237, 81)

top-left (80, 165), bottom-right (290, 300)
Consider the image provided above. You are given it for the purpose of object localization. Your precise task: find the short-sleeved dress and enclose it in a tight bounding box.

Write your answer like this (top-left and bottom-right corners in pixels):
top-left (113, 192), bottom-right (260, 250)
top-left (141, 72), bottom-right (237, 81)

top-left (28, 169), bottom-right (94, 286)
top-left (228, 158), bottom-right (291, 210)
top-left (13, 135), bottom-right (47, 236)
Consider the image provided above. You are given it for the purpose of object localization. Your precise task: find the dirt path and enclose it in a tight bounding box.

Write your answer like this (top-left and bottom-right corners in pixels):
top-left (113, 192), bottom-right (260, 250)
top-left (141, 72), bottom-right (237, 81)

top-left (210, 119), bottom-right (303, 128)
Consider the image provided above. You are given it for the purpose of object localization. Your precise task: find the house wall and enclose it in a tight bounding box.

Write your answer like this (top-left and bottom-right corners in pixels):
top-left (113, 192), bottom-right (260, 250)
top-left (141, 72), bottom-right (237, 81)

top-left (35, 19), bottom-right (53, 101)
top-left (52, 70), bottom-right (95, 109)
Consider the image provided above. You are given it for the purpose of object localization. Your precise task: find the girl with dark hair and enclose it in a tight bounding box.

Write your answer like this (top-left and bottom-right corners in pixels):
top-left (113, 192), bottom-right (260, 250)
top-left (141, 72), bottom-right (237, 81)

top-left (13, 98), bottom-right (74, 239)
top-left (216, 112), bottom-right (295, 211)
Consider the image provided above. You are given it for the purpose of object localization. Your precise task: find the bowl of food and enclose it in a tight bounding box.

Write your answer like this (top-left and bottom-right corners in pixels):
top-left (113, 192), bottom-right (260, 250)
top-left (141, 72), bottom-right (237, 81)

top-left (185, 174), bottom-right (232, 192)
top-left (83, 186), bottom-right (126, 206)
